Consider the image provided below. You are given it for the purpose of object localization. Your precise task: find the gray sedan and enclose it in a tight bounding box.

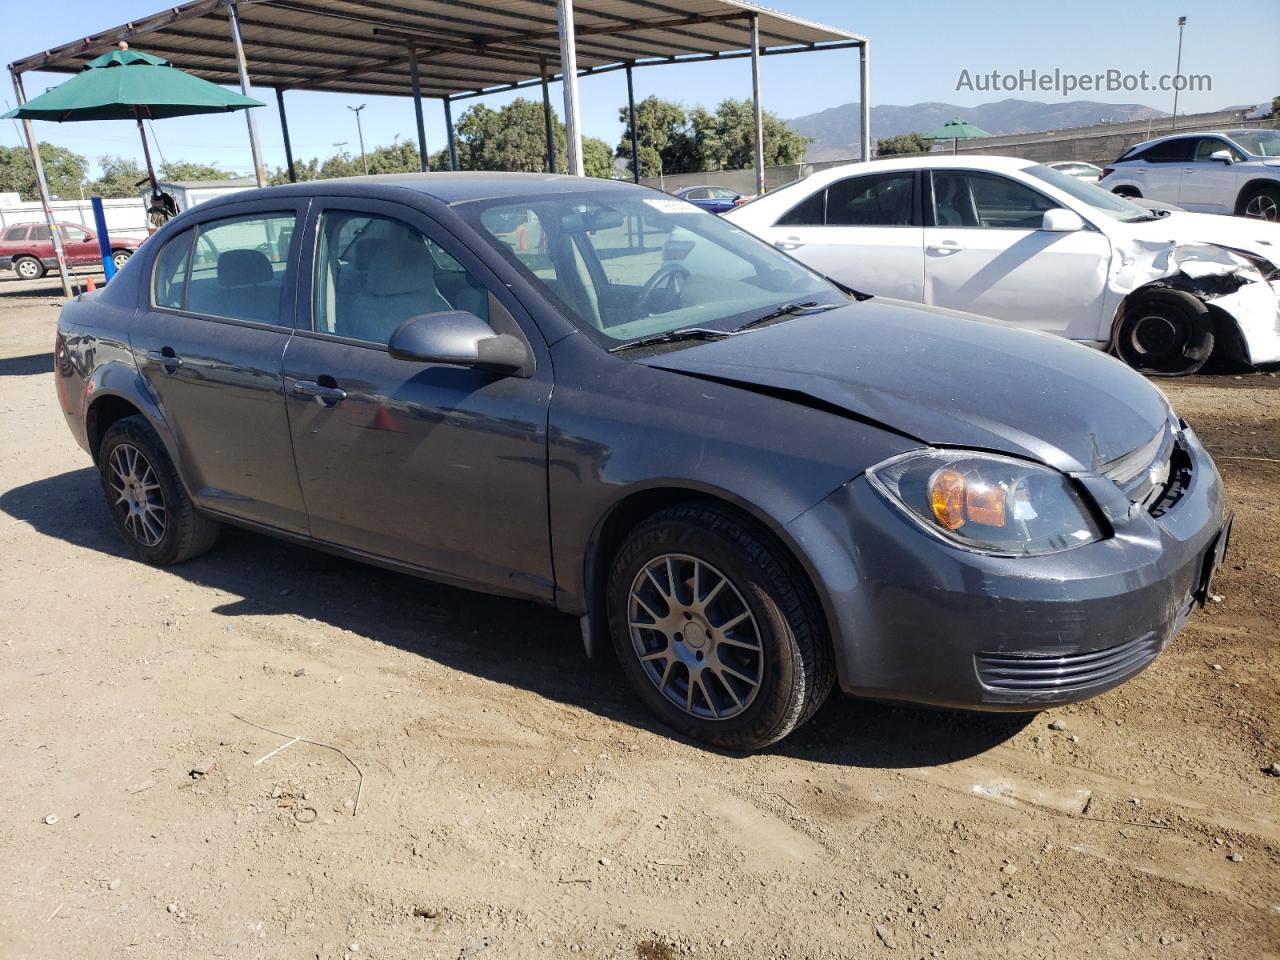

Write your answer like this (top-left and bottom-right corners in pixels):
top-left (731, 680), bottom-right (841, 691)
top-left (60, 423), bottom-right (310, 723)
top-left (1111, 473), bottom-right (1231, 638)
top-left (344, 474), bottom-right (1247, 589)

top-left (54, 173), bottom-right (1229, 750)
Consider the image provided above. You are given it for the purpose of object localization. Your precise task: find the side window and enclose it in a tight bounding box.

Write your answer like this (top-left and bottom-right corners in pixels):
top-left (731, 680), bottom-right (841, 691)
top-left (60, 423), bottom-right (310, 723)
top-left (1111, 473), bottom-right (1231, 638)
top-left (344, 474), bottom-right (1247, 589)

top-left (313, 211), bottom-right (489, 345)
top-left (1193, 139), bottom-right (1239, 162)
top-left (932, 172), bottom-right (1054, 229)
top-left (1, 226), bottom-right (27, 241)
top-left (31, 224), bottom-right (51, 242)
top-left (152, 228), bottom-right (194, 309)
top-left (826, 173), bottom-right (913, 226)
top-left (1141, 138), bottom-right (1194, 162)
top-left (184, 214), bottom-right (296, 325)
top-left (684, 189), bottom-right (710, 200)
top-left (776, 189), bottom-right (826, 226)
top-left (63, 225), bottom-right (90, 242)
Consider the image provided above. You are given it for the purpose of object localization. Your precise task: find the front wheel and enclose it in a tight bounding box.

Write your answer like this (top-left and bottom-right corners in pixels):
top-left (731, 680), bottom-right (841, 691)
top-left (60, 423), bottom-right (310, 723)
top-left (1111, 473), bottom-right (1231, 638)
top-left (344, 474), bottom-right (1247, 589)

top-left (607, 505), bottom-right (833, 750)
top-left (98, 415), bottom-right (221, 565)
top-left (1240, 185), bottom-right (1279, 221)
top-left (13, 255), bottom-right (44, 280)
top-left (1114, 288), bottom-right (1214, 376)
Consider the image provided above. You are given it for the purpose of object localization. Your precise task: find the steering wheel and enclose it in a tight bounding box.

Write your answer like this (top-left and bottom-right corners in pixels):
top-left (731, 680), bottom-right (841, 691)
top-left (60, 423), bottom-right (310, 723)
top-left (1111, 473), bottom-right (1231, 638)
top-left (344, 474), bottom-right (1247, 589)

top-left (636, 263), bottom-right (691, 316)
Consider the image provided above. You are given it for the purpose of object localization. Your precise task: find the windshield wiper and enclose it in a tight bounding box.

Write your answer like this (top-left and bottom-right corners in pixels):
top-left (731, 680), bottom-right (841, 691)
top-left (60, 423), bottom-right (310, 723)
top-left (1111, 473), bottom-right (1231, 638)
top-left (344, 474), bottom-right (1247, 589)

top-left (607, 327), bottom-right (732, 354)
top-left (732, 300), bottom-right (838, 333)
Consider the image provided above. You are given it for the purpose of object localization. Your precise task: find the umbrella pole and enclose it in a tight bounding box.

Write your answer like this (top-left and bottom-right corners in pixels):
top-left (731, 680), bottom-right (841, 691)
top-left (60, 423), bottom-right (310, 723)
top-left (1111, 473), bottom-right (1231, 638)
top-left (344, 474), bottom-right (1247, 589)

top-left (135, 112), bottom-right (158, 191)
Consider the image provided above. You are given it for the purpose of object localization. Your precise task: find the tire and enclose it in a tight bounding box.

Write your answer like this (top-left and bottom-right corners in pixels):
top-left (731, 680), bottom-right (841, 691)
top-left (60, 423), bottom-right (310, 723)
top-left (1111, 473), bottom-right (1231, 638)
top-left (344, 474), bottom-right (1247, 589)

top-left (1112, 186), bottom-right (1142, 199)
top-left (1114, 288), bottom-right (1214, 376)
top-left (1240, 184), bottom-right (1280, 222)
top-left (606, 505), bottom-right (834, 750)
top-left (97, 415), bottom-right (220, 565)
top-left (13, 255), bottom-right (44, 280)
top-left (111, 249), bottom-right (132, 271)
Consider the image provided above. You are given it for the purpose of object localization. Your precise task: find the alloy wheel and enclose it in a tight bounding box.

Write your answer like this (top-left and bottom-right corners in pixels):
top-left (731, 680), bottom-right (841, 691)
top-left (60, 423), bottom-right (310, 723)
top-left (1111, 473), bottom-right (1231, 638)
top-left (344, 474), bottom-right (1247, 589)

top-left (16, 259), bottom-right (40, 280)
top-left (108, 442), bottom-right (167, 546)
top-left (627, 553), bottom-right (763, 721)
top-left (1244, 194), bottom-right (1278, 221)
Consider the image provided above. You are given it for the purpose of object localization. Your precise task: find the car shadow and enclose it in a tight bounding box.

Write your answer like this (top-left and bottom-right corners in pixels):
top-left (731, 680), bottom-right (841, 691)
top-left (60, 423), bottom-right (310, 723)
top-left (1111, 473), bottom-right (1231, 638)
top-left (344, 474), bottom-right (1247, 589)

top-left (1, 467), bottom-right (1030, 767)
top-left (0, 353), bottom-right (53, 376)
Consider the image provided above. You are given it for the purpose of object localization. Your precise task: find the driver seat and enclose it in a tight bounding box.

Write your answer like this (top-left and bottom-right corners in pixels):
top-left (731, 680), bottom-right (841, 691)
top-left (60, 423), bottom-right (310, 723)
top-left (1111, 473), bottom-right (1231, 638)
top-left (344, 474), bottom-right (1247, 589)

top-left (345, 227), bottom-right (451, 344)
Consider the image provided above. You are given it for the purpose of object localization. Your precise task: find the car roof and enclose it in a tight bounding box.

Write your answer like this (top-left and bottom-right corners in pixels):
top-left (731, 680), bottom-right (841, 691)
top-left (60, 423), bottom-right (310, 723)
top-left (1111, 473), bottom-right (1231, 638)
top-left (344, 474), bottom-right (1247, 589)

top-left (191, 172), bottom-right (643, 214)
top-left (1124, 129), bottom-right (1257, 152)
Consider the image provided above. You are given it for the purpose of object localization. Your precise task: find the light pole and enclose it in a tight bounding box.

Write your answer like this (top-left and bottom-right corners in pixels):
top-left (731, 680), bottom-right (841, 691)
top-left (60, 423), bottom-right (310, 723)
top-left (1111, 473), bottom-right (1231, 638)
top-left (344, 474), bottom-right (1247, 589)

top-left (1171, 16), bottom-right (1187, 131)
top-left (348, 104), bottom-right (368, 175)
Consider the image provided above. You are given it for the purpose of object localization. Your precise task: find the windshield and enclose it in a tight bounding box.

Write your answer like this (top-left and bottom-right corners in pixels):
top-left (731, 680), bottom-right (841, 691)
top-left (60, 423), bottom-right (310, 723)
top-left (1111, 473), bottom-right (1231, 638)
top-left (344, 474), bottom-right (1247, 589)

top-left (1229, 130), bottom-right (1280, 157)
top-left (1024, 163), bottom-right (1155, 222)
top-left (458, 189), bottom-right (845, 348)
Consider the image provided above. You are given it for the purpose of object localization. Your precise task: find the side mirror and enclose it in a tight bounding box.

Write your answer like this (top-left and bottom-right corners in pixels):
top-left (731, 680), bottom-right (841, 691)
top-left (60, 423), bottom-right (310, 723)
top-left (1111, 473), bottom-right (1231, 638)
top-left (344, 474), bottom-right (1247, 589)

top-left (387, 311), bottom-right (531, 377)
top-left (1208, 149), bottom-right (1233, 164)
top-left (1041, 208), bottom-right (1085, 233)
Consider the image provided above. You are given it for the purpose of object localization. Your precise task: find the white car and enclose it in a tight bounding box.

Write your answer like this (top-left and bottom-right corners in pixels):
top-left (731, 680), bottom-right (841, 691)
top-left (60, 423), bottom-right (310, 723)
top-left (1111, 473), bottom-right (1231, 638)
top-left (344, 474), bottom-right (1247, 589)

top-left (1100, 129), bottom-right (1280, 221)
top-left (724, 155), bottom-right (1280, 375)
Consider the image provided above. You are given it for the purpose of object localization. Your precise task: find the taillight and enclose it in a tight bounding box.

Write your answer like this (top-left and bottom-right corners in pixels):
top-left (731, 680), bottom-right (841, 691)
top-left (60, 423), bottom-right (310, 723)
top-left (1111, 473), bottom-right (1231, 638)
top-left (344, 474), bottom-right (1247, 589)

top-left (1099, 167), bottom-right (1114, 180)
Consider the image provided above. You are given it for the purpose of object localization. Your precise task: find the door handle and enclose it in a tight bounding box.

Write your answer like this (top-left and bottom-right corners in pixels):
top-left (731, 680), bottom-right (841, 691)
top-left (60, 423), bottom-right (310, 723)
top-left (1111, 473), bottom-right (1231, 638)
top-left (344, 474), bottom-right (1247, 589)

top-left (145, 347), bottom-right (183, 371)
top-left (292, 378), bottom-right (347, 406)
top-left (927, 239), bottom-right (964, 254)
top-left (774, 236), bottom-right (805, 250)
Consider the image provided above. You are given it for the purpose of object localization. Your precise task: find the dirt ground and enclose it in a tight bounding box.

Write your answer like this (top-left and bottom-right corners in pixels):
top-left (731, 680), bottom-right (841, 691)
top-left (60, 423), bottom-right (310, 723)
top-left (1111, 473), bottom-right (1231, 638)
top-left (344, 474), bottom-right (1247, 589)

top-left (1, 273), bottom-right (1277, 960)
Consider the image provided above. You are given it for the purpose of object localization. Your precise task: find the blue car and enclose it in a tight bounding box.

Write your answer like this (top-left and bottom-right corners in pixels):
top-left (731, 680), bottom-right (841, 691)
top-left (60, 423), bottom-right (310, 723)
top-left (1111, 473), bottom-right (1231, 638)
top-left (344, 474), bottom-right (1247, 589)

top-left (674, 185), bottom-right (746, 214)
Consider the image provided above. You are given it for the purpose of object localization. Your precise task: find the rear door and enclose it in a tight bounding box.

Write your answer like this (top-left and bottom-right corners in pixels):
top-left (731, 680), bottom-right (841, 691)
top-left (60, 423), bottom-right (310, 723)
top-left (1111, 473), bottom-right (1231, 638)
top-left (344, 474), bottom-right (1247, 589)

top-left (1130, 138), bottom-right (1193, 202)
top-left (763, 171), bottom-right (925, 301)
top-left (922, 169), bottom-right (1111, 340)
top-left (129, 201), bottom-right (309, 533)
top-left (281, 197), bottom-right (554, 599)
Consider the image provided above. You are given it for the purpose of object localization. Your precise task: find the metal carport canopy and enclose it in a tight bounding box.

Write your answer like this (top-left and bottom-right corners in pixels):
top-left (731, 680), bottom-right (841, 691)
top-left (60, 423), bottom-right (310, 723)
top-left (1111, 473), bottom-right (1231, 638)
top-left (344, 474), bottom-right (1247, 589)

top-left (9, 0), bottom-right (868, 293)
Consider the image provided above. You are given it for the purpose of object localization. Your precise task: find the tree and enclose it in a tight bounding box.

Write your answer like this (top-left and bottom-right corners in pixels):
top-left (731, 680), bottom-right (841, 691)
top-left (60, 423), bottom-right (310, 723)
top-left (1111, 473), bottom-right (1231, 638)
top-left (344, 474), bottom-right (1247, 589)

top-left (86, 156), bottom-right (146, 198)
top-left (1270, 95), bottom-right (1280, 119)
top-left (615, 97), bottom-right (808, 177)
top-left (0, 143), bottom-right (89, 201)
top-left (159, 160), bottom-right (234, 181)
top-left (582, 137), bottom-right (615, 179)
top-left (876, 132), bottom-right (932, 157)
top-left (455, 99), bottom-right (566, 173)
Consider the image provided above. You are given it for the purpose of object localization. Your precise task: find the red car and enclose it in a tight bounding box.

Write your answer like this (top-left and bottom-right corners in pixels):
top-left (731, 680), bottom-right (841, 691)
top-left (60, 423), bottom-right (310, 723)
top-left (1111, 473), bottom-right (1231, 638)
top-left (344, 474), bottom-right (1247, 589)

top-left (0, 221), bottom-right (142, 280)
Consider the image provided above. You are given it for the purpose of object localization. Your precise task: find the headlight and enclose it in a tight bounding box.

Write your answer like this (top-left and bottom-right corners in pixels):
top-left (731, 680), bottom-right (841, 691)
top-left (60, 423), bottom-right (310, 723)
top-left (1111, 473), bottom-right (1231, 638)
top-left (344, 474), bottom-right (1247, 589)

top-left (866, 450), bottom-right (1104, 556)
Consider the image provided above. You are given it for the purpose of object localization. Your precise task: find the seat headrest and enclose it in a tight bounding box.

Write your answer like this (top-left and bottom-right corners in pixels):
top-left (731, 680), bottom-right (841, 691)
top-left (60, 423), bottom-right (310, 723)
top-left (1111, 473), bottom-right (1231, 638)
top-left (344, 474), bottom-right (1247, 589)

top-left (217, 249), bottom-right (273, 287)
top-left (364, 230), bottom-right (436, 297)
top-left (353, 238), bottom-right (385, 270)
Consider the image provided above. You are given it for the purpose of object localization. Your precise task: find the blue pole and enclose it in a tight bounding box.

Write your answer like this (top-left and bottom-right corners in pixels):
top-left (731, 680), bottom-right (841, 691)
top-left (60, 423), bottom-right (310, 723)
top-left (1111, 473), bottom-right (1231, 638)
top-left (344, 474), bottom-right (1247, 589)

top-left (90, 194), bottom-right (115, 282)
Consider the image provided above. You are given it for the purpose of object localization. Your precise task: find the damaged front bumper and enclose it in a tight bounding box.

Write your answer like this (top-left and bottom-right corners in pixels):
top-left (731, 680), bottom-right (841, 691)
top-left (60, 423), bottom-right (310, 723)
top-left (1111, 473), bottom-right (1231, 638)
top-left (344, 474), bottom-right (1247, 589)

top-left (786, 423), bottom-right (1226, 710)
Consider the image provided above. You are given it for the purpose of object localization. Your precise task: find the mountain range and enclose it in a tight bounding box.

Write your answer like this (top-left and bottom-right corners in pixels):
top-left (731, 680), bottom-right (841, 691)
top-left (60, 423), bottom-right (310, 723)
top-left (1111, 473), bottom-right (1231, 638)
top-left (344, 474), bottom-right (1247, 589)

top-left (787, 98), bottom-right (1168, 160)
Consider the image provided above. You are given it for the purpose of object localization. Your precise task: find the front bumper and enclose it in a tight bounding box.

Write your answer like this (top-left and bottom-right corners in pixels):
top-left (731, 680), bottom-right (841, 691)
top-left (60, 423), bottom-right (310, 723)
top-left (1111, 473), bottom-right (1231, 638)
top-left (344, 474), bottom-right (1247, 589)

top-left (788, 423), bottom-right (1226, 710)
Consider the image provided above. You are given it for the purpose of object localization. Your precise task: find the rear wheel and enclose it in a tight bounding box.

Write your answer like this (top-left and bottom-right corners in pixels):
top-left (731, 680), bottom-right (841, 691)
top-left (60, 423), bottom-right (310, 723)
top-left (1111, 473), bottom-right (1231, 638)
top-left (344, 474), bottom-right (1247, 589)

top-left (1240, 184), bottom-right (1279, 221)
top-left (607, 505), bottom-right (833, 750)
top-left (111, 249), bottom-right (132, 271)
top-left (1112, 186), bottom-right (1142, 199)
top-left (1114, 288), bottom-right (1214, 376)
top-left (98, 415), bottom-right (220, 565)
top-left (13, 255), bottom-right (44, 280)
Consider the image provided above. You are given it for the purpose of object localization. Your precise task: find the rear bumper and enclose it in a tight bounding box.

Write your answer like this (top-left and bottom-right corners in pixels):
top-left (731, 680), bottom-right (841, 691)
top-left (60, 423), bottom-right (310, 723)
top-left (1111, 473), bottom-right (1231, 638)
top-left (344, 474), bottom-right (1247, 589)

top-left (788, 423), bottom-right (1226, 710)
top-left (0, 256), bottom-right (12, 270)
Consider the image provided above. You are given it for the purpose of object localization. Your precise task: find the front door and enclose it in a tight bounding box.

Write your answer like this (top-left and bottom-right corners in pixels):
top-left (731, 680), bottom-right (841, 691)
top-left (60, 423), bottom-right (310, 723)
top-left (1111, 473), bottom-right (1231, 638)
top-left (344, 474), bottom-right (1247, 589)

top-left (129, 203), bottom-right (309, 533)
top-left (60, 224), bottom-right (100, 266)
top-left (282, 199), bottom-right (555, 600)
top-left (1178, 138), bottom-right (1244, 212)
top-left (922, 169), bottom-right (1112, 341)
top-left (763, 171), bottom-right (925, 301)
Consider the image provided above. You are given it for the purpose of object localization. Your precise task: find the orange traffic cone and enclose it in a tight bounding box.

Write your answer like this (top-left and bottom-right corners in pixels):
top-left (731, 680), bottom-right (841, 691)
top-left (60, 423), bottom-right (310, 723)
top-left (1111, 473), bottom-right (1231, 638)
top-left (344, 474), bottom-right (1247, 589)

top-left (85, 275), bottom-right (96, 292)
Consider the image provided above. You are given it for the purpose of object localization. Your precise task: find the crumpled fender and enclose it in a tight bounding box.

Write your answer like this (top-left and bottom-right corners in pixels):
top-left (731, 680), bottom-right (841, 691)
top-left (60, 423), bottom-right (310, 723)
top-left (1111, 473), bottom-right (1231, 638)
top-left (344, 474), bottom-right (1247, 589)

top-left (1109, 239), bottom-right (1280, 365)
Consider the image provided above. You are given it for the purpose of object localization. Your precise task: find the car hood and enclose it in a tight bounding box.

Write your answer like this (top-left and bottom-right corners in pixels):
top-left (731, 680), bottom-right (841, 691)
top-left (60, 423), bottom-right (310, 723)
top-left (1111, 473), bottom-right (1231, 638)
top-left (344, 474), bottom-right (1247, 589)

top-left (1117, 211), bottom-right (1280, 269)
top-left (636, 299), bottom-right (1170, 474)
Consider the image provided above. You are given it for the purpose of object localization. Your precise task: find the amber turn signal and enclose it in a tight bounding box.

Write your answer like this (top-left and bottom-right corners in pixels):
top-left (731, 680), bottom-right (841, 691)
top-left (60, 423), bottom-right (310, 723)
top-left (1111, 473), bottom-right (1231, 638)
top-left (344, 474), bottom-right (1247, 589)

top-left (929, 469), bottom-right (967, 530)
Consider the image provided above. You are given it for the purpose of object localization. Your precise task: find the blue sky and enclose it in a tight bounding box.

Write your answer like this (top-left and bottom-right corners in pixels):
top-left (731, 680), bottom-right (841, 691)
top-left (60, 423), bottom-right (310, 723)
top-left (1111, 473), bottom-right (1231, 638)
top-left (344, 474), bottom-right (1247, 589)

top-left (3, 0), bottom-right (1277, 179)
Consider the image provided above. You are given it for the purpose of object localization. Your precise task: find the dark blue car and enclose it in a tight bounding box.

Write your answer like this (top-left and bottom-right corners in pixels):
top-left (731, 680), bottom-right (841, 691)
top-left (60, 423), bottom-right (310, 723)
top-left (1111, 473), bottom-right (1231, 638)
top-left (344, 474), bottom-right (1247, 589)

top-left (674, 185), bottom-right (746, 214)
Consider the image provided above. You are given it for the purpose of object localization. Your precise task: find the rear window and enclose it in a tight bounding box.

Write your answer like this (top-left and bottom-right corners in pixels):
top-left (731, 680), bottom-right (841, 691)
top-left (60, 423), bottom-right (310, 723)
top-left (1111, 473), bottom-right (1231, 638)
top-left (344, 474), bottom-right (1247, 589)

top-left (1139, 139), bottom-right (1194, 162)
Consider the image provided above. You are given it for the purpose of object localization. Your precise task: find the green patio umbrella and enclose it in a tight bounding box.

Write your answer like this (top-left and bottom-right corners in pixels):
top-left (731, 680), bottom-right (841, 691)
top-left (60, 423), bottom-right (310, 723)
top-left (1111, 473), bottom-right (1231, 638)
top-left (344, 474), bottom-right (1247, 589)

top-left (923, 117), bottom-right (991, 155)
top-left (3, 44), bottom-right (263, 190)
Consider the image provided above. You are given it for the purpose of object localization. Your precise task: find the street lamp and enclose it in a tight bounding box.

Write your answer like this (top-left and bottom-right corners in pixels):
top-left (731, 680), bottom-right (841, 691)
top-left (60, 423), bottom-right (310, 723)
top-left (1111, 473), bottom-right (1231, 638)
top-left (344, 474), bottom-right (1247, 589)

top-left (348, 103), bottom-right (368, 175)
top-left (1171, 16), bottom-right (1187, 131)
